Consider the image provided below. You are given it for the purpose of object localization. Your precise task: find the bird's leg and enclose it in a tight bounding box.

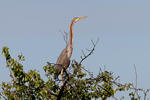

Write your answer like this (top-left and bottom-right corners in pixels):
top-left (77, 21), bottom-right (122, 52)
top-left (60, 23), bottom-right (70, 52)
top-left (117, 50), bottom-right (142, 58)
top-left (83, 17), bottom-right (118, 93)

top-left (60, 69), bottom-right (63, 79)
top-left (60, 69), bottom-right (64, 85)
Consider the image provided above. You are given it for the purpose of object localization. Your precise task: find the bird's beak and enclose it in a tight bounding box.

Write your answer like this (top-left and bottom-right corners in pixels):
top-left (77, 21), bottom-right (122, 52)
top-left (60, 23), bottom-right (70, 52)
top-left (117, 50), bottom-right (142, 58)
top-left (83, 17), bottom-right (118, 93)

top-left (74, 16), bottom-right (87, 23)
top-left (78, 16), bottom-right (87, 20)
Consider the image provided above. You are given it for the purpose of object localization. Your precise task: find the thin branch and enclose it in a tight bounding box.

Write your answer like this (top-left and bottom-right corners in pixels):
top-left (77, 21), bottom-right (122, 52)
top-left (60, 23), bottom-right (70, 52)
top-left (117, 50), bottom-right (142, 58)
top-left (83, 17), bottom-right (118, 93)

top-left (46, 88), bottom-right (58, 97)
top-left (72, 60), bottom-right (94, 78)
top-left (99, 66), bottom-right (103, 74)
top-left (133, 64), bottom-right (141, 99)
top-left (79, 38), bottom-right (99, 65)
top-left (78, 39), bottom-right (99, 78)
top-left (113, 80), bottom-right (150, 100)
top-left (97, 84), bottom-right (112, 96)
top-left (134, 64), bottom-right (137, 89)
top-left (60, 30), bottom-right (68, 45)
top-left (81, 67), bottom-right (94, 78)
top-left (81, 50), bottom-right (86, 57)
top-left (144, 89), bottom-right (150, 100)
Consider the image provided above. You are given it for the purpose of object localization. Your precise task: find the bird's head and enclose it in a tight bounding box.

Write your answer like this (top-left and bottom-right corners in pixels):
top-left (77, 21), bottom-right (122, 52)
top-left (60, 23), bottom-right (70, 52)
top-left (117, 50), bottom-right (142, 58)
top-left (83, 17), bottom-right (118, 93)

top-left (72, 16), bottom-right (87, 23)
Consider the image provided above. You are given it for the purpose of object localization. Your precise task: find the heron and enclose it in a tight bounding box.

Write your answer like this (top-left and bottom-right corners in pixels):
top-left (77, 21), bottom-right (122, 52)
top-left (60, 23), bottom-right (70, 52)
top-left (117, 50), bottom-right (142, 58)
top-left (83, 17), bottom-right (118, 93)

top-left (54, 16), bottom-right (87, 80)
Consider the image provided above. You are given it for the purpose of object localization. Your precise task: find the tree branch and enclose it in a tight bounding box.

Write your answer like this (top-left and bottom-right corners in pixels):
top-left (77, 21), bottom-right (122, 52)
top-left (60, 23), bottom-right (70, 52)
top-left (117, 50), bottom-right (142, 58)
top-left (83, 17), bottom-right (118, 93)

top-left (59, 30), bottom-right (68, 45)
top-left (57, 69), bottom-right (69, 100)
top-left (79, 38), bottom-right (99, 65)
top-left (47, 88), bottom-right (58, 97)
top-left (133, 64), bottom-right (140, 99)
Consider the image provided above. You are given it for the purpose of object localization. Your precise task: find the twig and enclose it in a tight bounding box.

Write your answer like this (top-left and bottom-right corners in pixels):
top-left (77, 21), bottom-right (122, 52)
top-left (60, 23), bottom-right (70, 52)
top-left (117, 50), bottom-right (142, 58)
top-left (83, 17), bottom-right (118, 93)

top-left (47, 88), bottom-right (58, 97)
top-left (97, 84), bottom-right (112, 96)
top-left (134, 64), bottom-right (137, 89)
top-left (79, 38), bottom-right (99, 65)
top-left (144, 89), bottom-right (150, 100)
top-left (73, 60), bottom-right (94, 78)
top-left (60, 30), bottom-right (68, 45)
top-left (113, 80), bottom-right (150, 100)
top-left (81, 67), bottom-right (93, 78)
top-left (81, 50), bottom-right (86, 57)
top-left (133, 64), bottom-right (141, 99)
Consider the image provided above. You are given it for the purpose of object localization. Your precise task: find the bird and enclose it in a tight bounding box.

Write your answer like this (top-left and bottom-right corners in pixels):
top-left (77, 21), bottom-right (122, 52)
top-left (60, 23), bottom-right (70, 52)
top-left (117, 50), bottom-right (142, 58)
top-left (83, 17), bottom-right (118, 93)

top-left (54, 16), bottom-right (87, 80)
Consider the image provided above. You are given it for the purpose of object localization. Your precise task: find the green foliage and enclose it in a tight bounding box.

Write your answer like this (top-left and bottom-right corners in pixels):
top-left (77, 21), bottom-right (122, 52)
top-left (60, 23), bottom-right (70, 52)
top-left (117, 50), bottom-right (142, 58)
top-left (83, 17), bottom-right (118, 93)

top-left (129, 92), bottom-right (139, 100)
top-left (0, 47), bottom-right (149, 100)
top-left (2, 46), bottom-right (11, 61)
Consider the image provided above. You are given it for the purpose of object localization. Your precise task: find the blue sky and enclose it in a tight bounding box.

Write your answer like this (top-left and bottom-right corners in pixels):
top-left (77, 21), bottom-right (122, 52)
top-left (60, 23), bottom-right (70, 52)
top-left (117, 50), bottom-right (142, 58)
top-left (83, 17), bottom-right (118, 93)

top-left (0, 0), bottom-right (150, 98)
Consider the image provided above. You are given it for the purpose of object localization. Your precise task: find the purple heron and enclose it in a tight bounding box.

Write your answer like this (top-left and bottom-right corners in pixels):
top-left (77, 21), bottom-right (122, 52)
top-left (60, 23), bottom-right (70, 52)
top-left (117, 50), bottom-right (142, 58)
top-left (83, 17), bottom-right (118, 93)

top-left (54, 17), bottom-right (87, 79)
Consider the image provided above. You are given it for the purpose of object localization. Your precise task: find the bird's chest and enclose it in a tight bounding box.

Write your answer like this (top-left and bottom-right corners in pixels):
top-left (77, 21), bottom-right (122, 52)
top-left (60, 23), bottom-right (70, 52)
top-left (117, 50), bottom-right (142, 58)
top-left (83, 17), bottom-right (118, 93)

top-left (66, 46), bottom-right (73, 58)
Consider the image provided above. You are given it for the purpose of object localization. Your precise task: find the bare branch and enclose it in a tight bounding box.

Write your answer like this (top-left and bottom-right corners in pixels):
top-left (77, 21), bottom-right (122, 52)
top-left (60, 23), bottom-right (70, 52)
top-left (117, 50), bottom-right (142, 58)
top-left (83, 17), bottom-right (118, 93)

top-left (144, 89), bottom-right (150, 100)
top-left (97, 84), bottom-right (112, 95)
top-left (79, 38), bottom-right (99, 65)
top-left (78, 39), bottom-right (99, 78)
top-left (133, 64), bottom-right (141, 99)
top-left (59, 30), bottom-right (68, 45)
top-left (46, 88), bottom-right (58, 97)
top-left (134, 64), bottom-right (137, 89)
top-left (81, 50), bottom-right (86, 57)
top-left (84, 68), bottom-right (94, 78)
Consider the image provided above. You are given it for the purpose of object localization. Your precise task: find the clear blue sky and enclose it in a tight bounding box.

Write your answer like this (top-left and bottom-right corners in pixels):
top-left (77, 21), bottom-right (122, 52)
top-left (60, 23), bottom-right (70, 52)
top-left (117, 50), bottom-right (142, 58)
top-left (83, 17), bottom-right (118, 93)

top-left (0, 0), bottom-right (150, 98)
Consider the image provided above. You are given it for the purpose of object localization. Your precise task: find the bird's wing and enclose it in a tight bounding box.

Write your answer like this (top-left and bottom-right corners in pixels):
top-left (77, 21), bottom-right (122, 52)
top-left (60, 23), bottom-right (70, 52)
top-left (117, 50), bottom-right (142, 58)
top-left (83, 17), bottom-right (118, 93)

top-left (54, 48), bottom-right (70, 79)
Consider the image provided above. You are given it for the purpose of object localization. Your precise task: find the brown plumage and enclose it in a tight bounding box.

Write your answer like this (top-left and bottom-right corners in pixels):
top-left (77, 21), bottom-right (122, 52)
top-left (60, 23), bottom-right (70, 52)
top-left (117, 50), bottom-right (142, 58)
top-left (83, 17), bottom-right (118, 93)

top-left (54, 17), bottom-right (87, 79)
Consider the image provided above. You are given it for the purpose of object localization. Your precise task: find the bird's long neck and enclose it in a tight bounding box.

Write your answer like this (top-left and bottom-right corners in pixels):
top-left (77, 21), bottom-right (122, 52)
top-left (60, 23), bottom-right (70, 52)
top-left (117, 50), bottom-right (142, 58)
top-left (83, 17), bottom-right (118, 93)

top-left (69, 20), bottom-right (74, 47)
top-left (66, 20), bottom-right (75, 58)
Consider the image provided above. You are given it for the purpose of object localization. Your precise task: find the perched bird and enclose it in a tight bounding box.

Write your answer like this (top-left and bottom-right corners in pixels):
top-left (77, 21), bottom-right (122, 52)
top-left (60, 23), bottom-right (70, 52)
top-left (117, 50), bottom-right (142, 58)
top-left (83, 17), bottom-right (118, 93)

top-left (54, 17), bottom-right (87, 79)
